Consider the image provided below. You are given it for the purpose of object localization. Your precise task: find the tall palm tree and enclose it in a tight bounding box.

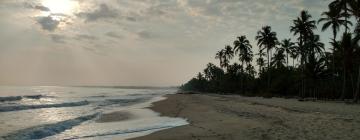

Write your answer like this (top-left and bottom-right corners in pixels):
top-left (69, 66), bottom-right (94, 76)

top-left (318, 7), bottom-right (351, 90)
top-left (256, 26), bottom-right (278, 69)
top-left (329, 0), bottom-right (353, 33)
top-left (279, 39), bottom-right (295, 67)
top-left (256, 26), bottom-right (278, 88)
top-left (256, 50), bottom-right (266, 74)
top-left (242, 50), bottom-right (254, 69)
top-left (305, 35), bottom-right (325, 58)
top-left (291, 10), bottom-right (317, 49)
top-left (223, 45), bottom-right (234, 69)
top-left (290, 10), bottom-right (317, 98)
top-left (234, 35), bottom-right (252, 69)
top-left (215, 49), bottom-right (225, 68)
top-left (349, 0), bottom-right (360, 18)
top-left (318, 8), bottom-right (351, 41)
top-left (271, 49), bottom-right (286, 69)
top-left (339, 33), bottom-right (358, 99)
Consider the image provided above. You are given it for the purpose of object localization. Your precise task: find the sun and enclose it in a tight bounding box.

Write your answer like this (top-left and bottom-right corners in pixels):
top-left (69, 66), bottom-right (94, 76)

top-left (42, 0), bottom-right (78, 14)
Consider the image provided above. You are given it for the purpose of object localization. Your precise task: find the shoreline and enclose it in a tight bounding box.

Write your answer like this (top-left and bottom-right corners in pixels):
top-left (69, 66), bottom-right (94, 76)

top-left (130, 93), bottom-right (360, 140)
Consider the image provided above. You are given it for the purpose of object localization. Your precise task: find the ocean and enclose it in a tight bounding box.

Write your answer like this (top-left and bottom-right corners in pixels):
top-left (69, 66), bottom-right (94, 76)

top-left (0, 86), bottom-right (188, 140)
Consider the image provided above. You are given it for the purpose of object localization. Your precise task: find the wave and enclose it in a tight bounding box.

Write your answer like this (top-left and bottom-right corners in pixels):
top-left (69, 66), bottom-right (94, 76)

top-left (0, 96), bottom-right (22, 102)
top-left (2, 113), bottom-right (99, 140)
top-left (0, 95), bottom-right (51, 102)
top-left (98, 98), bottom-right (148, 107)
top-left (23, 95), bottom-right (50, 99)
top-left (0, 101), bottom-right (89, 112)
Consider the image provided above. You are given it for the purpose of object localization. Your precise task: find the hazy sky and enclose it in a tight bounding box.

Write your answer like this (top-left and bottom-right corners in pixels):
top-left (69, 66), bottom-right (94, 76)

top-left (0, 0), bottom-right (332, 86)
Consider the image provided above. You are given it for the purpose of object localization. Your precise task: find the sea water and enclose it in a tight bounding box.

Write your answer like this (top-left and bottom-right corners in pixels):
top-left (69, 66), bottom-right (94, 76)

top-left (0, 86), bottom-right (188, 140)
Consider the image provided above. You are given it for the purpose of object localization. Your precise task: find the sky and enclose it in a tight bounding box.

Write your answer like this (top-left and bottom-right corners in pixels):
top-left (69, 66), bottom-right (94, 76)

top-left (0, 0), bottom-right (332, 86)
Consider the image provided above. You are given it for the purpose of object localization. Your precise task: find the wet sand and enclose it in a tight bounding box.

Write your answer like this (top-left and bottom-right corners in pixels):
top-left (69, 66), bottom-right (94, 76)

top-left (131, 93), bottom-right (360, 140)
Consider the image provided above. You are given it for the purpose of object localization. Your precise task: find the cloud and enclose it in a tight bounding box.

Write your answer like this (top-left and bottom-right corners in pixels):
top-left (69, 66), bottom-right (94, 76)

top-left (137, 31), bottom-right (155, 39)
top-left (105, 32), bottom-right (123, 39)
top-left (75, 34), bottom-right (98, 40)
top-left (24, 2), bottom-right (50, 11)
top-left (50, 34), bottom-right (67, 44)
top-left (36, 16), bottom-right (60, 31)
top-left (34, 5), bottom-right (50, 11)
top-left (126, 17), bottom-right (137, 22)
top-left (77, 4), bottom-right (118, 22)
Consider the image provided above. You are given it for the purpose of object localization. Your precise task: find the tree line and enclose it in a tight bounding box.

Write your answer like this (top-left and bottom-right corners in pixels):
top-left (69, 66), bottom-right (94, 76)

top-left (181, 0), bottom-right (360, 102)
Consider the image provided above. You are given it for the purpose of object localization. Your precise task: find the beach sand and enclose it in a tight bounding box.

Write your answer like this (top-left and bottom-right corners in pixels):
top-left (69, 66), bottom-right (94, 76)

top-left (131, 93), bottom-right (360, 140)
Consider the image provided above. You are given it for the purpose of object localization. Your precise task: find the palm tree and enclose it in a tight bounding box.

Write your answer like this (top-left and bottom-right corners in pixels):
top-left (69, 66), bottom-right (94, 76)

top-left (223, 45), bottom-right (234, 69)
top-left (291, 10), bottom-right (317, 49)
top-left (271, 49), bottom-right (286, 69)
top-left (279, 39), bottom-right (295, 67)
top-left (256, 50), bottom-right (266, 74)
top-left (256, 26), bottom-right (278, 69)
top-left (305, 35), bottom-right (325, 58)
top-left (339, 33), bottom-right (358, 100)
top-left (349, 0), bottom-right (360, 18)
top-left (318, 8), bottom-right (351, 90)
top-left (290, 46), bottom-right (299, 68)
top-left (256, 26), bottom-right (278, 88)
top-left (234, 35), bottom-right (252, 69)
top-left (242, 50), bottom-right (253, 69)
top-left (196, 72), bottom-right (205, 80)
top-left (318, 8), bottom-right (351, 41)
top-left (203, 63), bottom-right (224, 82)
top-left (329, 0), bottom-right (353, 33)
top-left (246, 64), bottom-right (256, 77)
top-left (227, 63), bottom-right (242, 77)
top-left (215, 49), bottom-right (225, 68)
top-left (348, 0), bottom-right (360, 102)
top-left (290, 10), bottom-right (317, 97)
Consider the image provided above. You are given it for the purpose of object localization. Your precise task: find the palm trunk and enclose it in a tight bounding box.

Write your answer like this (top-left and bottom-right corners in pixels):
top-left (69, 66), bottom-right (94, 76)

top-left (354, 66), bottom-right (360, 102)
top-left (241, 61), bottom-right (244, 94)
top-left (286, 53), bottom-right (289, 68)
top-left (267, 48), bottom-right (270, 90)
top-left (331, 37), bottom-right (336, 100)
top-left (345, 5), bottom-right (348, 33)
top-left (341, 62), bottom-right (347, 100)
top-left (293, 57), bottom-right (296, 68)
top-left (300, 35), bottom-right (304, 98)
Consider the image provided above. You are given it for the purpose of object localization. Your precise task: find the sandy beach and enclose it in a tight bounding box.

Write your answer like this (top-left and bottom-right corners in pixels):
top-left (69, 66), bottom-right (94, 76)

top-left (131, 93), bottom-right (360, 140)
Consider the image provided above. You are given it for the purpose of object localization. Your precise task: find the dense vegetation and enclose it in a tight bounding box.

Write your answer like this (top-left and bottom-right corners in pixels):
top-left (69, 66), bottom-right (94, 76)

top-left (181, 0), bottom-right (360, 102)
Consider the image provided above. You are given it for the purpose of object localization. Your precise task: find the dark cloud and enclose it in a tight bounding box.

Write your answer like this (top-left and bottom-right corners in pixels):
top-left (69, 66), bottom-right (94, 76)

top-left (75, 34), bottom-right (98, 40)
top-left (137, 31), bottom-right (154, 39)
top-left (50, 34), bottom-right (67, 44)
top-left (126, 17), bottom-right (137, 22)
top-left (105, 32), bottom-right (123, 39)
top-left (24, 2), bottom-right (50, 11)
top-left (77, 4), bottom-right (118, 22)
top-left (34, 5), bottom-right (50, 11)
top-left (36, 16), bottom-right (60, 31)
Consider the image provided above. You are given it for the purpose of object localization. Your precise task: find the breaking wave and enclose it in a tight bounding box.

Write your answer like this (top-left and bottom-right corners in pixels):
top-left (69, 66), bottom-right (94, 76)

top-left (2, 113), bottom-right (99, 140)
top-left (0, 95), bottom-right (51, 102)
top-left (0, 101), bottom-right (89, 112)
